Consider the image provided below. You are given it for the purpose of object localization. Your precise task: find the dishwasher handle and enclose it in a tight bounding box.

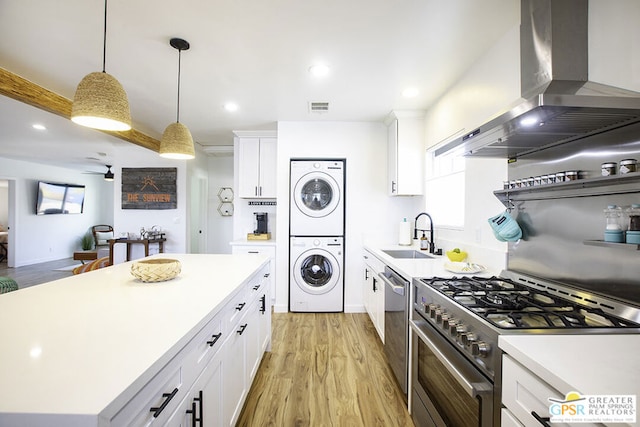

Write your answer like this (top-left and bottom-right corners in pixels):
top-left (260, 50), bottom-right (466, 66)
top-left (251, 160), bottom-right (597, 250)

top-left (378, 272), bottom-right (405, 296)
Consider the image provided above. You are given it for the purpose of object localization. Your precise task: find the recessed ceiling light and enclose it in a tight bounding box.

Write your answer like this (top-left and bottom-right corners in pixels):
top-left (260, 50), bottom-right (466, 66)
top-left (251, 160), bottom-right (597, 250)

top-left (224, 103), bottom-right (239, 112)
top-left (402, 87), bottom-right (419, 98)
top-left (309, 64), bottom-right (330, 78)
top-left (32, 124), bottom-right (46, 130)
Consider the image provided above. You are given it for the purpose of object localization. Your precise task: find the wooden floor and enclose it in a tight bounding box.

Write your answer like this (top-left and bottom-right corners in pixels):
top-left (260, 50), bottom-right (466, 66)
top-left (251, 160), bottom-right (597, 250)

top-left (237, 312), bottom-right (415, 427)
top-left (0, 258), bottom-right (76, 289)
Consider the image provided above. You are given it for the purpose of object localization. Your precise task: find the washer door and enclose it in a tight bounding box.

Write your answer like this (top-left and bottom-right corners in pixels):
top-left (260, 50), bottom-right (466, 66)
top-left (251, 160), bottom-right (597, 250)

top-left (293, 249), bottom-right (340, 295)
top-left (293, 171), bottom-right (340, 218)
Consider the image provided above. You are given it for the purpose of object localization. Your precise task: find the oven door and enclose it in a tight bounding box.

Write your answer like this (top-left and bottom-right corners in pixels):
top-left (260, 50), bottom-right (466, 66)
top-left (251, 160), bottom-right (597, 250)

top-left (410, 318), bottom-right (493, 427)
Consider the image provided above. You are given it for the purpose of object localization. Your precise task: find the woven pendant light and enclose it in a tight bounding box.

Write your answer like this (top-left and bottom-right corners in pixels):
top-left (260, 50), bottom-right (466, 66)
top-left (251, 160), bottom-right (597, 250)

top-left (159, 38), bottom-right (195, 159)
top-left (71, 0), bottom-right (131, 131)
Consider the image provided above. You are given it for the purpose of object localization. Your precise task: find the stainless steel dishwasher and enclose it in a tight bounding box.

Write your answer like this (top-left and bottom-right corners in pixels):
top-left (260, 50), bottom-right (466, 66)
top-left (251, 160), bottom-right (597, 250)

top-left (379, 265), bottom-right (409, 395)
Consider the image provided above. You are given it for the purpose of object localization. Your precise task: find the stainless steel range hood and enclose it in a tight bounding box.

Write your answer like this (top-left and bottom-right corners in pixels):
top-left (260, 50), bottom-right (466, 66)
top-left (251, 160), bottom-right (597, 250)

top-left (436, 0), bottom-right (640, 159)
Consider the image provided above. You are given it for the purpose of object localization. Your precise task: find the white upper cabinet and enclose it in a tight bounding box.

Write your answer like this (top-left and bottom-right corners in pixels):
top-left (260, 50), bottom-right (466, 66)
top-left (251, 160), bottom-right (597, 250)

top-left (386, 110), bottom-right (425, 196)
top-left (237, 135), bottom-right (277, 199)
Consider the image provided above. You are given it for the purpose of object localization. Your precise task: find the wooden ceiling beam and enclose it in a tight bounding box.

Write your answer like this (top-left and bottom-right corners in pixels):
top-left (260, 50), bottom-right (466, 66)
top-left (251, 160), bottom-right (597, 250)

top-left (0, 67), bottom-right (160, 152)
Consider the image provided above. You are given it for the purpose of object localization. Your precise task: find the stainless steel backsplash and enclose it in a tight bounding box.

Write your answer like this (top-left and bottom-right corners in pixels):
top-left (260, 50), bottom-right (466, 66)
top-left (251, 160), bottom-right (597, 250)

top-left (506, 122), bottom-right (640, 306)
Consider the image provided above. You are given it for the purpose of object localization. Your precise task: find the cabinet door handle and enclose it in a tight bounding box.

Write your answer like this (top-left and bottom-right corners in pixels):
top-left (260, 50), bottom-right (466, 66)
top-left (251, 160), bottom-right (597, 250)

top-left (185, 390), bottom-right (203, 427)
top-left (260, 295), bottom-right (266, 313)
top-left (236, 302), bottom-right (246, 311)
top-left (206, 332), bottom-right (222, 347)
top-left (392, 181), bottom-right (396, 193)
top-left (373, 277), bottom-right (377, 292)
top-left (237, 323), bottom-right (248, 335)
top-left (263, 273), bottom-right (270, 278)
top-left (149, 387), bottom-right (179, 418)
top-left (259, 186), bottom-right (263, 196)
top-left (253, 284), bottom-right (260, 290)
top-left (531, 411), bottom-right (551, 427)
top-left (255, 186), bottom-right (258, 196)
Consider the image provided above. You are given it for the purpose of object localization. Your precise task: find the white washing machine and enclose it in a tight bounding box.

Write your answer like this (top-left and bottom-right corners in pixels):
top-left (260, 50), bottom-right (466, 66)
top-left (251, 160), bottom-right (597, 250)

top-left (290, 159), bottom-right (345, 236)
top-left (289, 236), bottom-right (344, 312)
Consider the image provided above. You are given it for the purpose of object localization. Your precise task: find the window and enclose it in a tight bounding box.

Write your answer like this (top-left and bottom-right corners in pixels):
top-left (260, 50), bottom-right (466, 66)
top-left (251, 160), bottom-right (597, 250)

top-left (424, 148), bottom-right (465, 228)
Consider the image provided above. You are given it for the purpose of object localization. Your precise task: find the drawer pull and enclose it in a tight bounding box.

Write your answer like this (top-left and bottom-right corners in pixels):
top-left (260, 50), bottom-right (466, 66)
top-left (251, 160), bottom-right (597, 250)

top-left (237, 323), bottom-right (248, 335)
top-left (149, 387), bottom-right (179, 418)
top-left (260, 295), bottom-right (266, 313)
top-left (206, 332), bottom-right (222, 347)
top-left (531, 411), bottom-right (551, 427)
top-left (235, 302), bottom-right (246, 311)
top-left (263, 273), bottom-right (270, 278)
top-left (248, 251), bottom-right (259, 254)
top-left (253, 285), bottom-right (260, 290)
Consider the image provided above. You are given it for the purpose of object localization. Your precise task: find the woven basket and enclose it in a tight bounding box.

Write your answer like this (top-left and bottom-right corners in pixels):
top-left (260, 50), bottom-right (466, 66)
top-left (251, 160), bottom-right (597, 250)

top-left (131, 258), bottom-right (181, 282)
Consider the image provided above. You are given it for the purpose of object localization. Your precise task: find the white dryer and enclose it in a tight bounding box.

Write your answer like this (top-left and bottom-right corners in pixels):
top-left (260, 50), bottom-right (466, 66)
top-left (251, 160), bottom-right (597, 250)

top-left (290, 236), bottom-right (344, 312)
top-left (290, 159), bottom-right (345, 236)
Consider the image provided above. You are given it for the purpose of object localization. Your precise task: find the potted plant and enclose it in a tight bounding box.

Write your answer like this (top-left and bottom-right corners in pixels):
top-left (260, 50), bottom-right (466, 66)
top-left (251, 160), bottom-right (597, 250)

top-left (80, 233), bottom-right (94, 251)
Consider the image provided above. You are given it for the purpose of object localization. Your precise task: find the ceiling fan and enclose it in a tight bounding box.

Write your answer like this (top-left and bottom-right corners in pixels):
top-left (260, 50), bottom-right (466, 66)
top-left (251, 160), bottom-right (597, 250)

top-left (83, 164), bottom-right (115, 181)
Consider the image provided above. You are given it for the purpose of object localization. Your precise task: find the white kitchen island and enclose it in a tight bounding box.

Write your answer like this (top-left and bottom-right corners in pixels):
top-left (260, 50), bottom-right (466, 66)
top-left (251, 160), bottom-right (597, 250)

top-left (0, 253), bottom-right (271, 427)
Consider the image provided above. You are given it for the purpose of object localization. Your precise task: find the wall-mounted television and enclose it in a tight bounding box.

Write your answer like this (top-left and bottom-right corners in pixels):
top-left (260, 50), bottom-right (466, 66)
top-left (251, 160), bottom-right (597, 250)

top-left (36, 181), bottom-right (86, 215)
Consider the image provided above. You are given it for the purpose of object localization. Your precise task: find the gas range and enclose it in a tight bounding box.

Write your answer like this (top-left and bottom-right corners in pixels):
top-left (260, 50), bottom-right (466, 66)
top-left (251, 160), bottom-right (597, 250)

top-left (412, 271), bottom-right (640, 381)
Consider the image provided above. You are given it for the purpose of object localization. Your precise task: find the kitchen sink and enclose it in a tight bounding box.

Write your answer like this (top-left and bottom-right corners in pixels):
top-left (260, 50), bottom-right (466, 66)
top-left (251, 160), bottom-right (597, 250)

top-left (381, 250), bottom-right (434, 259)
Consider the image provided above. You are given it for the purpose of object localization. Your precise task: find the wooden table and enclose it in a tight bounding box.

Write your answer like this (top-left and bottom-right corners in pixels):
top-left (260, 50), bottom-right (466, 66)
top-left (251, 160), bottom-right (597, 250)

top-left (108, 238), bottom-right (166, 265)
top-left (73, 251), bottom-right (98, 264)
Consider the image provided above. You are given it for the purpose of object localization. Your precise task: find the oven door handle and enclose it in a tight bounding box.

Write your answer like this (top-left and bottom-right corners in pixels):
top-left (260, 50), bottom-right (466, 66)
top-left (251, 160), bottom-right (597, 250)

top-left (410, 320), bottom-right (491, 398)
top-left (378, 272), bottom-right (405, 296)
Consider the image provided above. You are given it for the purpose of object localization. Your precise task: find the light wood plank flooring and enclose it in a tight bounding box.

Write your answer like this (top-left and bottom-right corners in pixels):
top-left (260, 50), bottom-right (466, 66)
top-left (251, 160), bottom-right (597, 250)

top-left (237, 312), bottom-right (414, 427)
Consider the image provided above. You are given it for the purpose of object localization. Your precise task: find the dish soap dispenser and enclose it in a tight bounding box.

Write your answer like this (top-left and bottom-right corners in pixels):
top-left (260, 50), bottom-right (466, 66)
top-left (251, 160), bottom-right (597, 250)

top-left (420, 231), bottom-right (429, 250)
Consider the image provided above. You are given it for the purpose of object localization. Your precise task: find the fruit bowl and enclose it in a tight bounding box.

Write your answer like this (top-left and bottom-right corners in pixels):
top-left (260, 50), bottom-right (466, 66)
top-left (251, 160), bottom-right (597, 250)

top-left (446, 250), bottom-right (468, 262)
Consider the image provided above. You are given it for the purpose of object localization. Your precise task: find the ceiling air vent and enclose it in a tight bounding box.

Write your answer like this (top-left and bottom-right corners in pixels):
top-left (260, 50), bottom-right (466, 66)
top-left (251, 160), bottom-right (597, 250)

top-left (309, 101), bottom-right (329, 113)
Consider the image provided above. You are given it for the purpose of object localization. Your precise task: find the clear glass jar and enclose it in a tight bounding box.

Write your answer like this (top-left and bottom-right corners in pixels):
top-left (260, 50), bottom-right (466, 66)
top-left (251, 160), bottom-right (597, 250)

top-left (565, 170), bottom-right (579, 181)
top-left (620, 159), bottom-right (637, 174)
top-left (604, 205), bottom-right (623, 230)
top-left (627, 204), bottom-right (640, 231)
top-left (602, 162), bottom-right (617, 176)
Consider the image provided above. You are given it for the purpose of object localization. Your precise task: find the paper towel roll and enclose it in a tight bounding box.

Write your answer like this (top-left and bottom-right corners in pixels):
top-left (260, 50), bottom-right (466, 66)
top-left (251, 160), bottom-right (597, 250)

top-left (399, 219), bottom-right (411, 246)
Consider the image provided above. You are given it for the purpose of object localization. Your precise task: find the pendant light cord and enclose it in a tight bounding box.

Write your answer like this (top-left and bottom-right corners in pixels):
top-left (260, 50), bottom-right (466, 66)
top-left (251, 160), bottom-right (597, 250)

top-left (102, 0), bottom-right (108, 73)
top-left (176, 49), bottom-right (182, 123)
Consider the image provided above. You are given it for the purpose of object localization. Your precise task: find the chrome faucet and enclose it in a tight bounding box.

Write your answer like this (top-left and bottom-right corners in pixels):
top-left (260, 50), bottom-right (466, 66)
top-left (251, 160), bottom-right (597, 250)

top-left (414, 212), bottom-right (435, 254)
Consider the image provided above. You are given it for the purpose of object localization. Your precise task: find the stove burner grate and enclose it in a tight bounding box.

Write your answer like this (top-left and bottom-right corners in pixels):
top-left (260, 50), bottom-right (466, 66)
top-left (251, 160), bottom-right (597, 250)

top-left (421, 276), bottom-right (640, 329)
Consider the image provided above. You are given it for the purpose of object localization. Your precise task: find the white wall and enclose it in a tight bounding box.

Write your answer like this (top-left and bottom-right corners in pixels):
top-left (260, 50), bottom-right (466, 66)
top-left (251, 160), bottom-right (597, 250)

top-left (0, 181), bottom-right (8, 227)
top-left (421, 24), bottom-right (519, 272)
top-left (0, 157), bottom-right (111, 266)
top-left (110, 152), bottom-right (189, 264)
top-left (275, 121), bottom-right (421, 313)
top-left (207, 155), bottom-right (234, 253)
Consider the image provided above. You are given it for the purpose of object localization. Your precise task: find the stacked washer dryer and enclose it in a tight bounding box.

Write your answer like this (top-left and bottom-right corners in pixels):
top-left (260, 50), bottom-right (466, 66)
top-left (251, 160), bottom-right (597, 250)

top-left (289, 159), bottom-right (345, 312)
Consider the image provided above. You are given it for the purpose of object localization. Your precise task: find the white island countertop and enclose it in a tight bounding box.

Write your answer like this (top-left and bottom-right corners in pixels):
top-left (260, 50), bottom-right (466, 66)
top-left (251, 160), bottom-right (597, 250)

top-left (0, 254), bottom-right (269, 421)
top-left (499, 334), bottom-right (640, 397)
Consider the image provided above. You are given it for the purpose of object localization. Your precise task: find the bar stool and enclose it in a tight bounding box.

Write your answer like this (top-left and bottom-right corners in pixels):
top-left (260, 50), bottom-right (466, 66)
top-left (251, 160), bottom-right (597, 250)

top-left (0, 277), bottom-right (18, 294)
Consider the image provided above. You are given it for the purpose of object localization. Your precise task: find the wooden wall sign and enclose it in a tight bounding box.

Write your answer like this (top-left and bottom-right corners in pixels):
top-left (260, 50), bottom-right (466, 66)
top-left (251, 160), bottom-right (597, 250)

top-left (121, 168), bottom-right (177, 210)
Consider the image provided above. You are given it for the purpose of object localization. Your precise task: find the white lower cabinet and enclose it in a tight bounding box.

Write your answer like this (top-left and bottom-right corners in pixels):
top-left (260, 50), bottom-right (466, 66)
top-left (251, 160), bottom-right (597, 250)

top-left (502, 355), bottom-right (600, 427)
top-left (114, 262), bottom-right (271, 427)
top-left (363, 250), bottom-right (385, 342)
top-left (222, 317), bottom-right (248, 426)
top-left (231, 243), bottom-right (276, 302)
top-left (166, 351), bottom-right (223, 427)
